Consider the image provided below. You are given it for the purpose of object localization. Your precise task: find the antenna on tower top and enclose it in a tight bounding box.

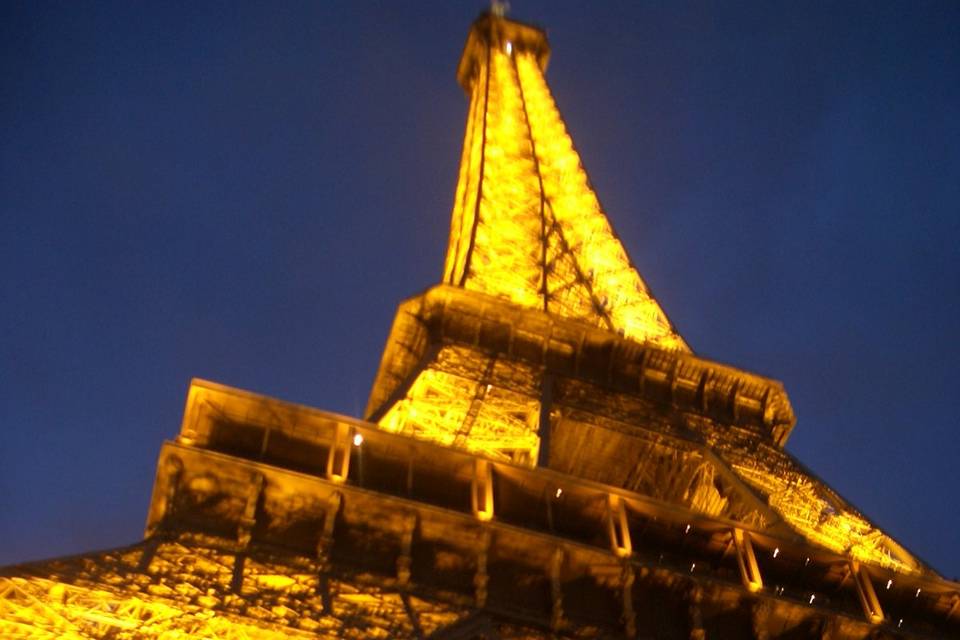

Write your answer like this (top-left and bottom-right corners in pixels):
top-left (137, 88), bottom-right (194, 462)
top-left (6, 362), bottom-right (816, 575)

top-left (491, 1), bottom-right (510, 17)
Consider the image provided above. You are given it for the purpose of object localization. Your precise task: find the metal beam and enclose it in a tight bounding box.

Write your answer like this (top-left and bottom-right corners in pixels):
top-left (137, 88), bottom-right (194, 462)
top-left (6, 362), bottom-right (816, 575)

top-left (851, 561), bottom-right (884, 624)
top-left (472, 459), bottom-right (494, 522)
top-left (607, 494), bottom-right (632, 558)
top-left (733, 528), bottom-right (764, 593)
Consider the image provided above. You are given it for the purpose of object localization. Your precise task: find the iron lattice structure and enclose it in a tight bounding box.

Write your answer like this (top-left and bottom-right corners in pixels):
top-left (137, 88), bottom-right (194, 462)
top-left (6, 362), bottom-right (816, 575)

top-left (3, 12), bottom-right (959, 640)
top-left (442, 18), bottom-right (687, 352)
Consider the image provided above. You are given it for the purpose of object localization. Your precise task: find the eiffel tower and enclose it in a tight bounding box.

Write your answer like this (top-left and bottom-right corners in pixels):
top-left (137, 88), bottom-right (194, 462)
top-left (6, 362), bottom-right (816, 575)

top-left (2, 11), bottom-right (958, 640)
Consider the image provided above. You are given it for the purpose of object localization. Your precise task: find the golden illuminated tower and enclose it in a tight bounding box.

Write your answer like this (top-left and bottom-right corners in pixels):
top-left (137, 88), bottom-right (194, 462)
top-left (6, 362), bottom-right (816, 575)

top-left (2, 12), bottom-right (958, 640)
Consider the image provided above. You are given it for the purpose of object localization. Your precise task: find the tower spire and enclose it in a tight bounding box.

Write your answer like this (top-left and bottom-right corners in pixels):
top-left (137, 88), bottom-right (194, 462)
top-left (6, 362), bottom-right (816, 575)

top-left (444, 14), bottom-right (688, 352)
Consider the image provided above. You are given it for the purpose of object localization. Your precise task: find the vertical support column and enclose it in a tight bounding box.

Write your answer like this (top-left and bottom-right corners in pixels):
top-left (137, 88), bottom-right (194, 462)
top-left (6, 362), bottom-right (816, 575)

top-left (761, 388), bottom-right (774, 428)
top-left (621, 561), bottom-right (637, 639)
top-left (851, 561), bottom-right (884, 624)
top-left (549, 547), bottom-right (564, 632)
top-left (537, 373), bottom-right (554, 468)
top-left (697, 370), bottom-right (712, 413)
top-left (397, 513), bottom-right (417, 589)
top-left (750, 599), bottom-right (772, 640)
top-left (729, 380), bottom-right (742, 422)
top-left (237, 472), bottom-right (265, 549)
top-left (472, 459), bottom-right (494, 521)
top-left (316, 492), bottom-right (341, 566)
top-left (136, 537), bottom-right (161, 573)
top-left (316, 492), bottom-right (341, 614)
top-left (326, 423), bottom-right (352, 483)
top-left (405, 454), bottom-right (415, 496)
top-left (668, 359), bottom-right (681, 404)
top-left (475, 529), bottom-right (491, 608)
top-left (637, 348), bottom-right (650, 395)
top-left (233, 471), bottom-right (264, 594)
top-left (687, 584), bottom-right (705, 640)
top-left (732, 529), bottom-right (764, 593)
top-left (145, 455), bottom-right (183, 538)
top-left (607, 495), bottom-right (632, 558)
top-left (606, 494), bottom-right (638, 637)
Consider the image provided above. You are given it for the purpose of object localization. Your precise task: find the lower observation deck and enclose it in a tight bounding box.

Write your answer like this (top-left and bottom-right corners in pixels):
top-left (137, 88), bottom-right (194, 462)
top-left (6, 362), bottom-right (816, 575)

top-left (2, 379), bottom-right (958, 638)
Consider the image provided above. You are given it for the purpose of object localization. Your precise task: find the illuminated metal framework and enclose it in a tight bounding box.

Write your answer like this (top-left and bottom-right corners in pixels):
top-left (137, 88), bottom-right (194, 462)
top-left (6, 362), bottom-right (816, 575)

top-left (443, 18), bottom-right (686, 352)
top-left (368, 13), bottom-right (927, 579)
top-left (2, 11), bottom-right (958, 640)
top-left (4, 381), bottom-right (958, 638)
top-left (368, 285), bottom-right (923, 576)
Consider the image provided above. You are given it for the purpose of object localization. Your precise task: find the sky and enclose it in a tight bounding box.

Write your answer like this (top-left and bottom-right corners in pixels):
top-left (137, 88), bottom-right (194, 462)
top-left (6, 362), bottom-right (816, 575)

top-left (2, 1), bottom-right (958, 578)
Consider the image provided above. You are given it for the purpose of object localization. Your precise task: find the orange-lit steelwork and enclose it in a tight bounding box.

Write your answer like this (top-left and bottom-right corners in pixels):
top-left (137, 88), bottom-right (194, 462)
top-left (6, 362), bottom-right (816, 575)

top-left (2, 11), bottom-right (958, 640)
top-left (443, 18), bottom-right (687, 352)
top-left (368, 14), bottom-right (924, 578)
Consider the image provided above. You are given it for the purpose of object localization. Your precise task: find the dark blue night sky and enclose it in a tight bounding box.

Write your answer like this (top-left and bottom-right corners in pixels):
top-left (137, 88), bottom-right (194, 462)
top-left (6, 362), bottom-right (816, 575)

top-left (2, 2), bottom-right (958, 578)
